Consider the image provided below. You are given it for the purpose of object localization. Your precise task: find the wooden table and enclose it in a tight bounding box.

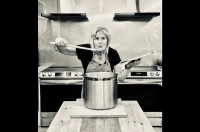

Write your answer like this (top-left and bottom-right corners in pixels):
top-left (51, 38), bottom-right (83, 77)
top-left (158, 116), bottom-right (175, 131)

top-left (46, 99), bottom-right (155, 132)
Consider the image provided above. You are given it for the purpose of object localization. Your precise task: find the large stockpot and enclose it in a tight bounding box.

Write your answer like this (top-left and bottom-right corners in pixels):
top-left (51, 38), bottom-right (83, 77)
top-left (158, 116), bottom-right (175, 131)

top-left (83, 72), bottom-right (118, 110)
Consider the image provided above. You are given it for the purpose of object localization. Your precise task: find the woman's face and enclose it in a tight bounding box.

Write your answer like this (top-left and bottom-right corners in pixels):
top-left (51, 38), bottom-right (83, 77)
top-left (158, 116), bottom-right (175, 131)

top-left (93, 31), bottom-right (108, 50)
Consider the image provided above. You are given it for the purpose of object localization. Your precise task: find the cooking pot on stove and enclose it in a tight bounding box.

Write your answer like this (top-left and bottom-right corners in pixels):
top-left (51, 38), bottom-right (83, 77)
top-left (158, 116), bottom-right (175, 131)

top-left (83, 72), bottom-right (118, 110)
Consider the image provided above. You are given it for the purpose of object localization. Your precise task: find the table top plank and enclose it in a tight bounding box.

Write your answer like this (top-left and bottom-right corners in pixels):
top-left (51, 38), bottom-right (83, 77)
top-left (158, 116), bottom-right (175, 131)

top-left (123, 101), bottom-right (155, 132)
top-left (118, 117), bottom-right (131, 132)
top-left (80, 118), bottom-right (121, 132)
top-left (120, 101), bottom-right (143, 132)
top-left (67, 101), bottom-right (83, 132)
top-left (68, 118), bottom-right (82, 132)
top-left (134, 102), bottom-right (156, 132)
top-left (118, 101), bottom-right (132, 132)
top-left (46, 102), bottom-right (70, 132)
top-left (46, 101), bottom-right (82, 132)
top-left (75, 99), bottom-right (122, 132)
top-left (46, 99), bottom-right (155, 132)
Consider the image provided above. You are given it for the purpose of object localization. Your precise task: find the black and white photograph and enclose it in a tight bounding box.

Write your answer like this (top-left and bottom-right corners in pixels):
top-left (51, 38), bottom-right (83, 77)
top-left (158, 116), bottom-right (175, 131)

top-left (38, 0), bottom-right (162, 132)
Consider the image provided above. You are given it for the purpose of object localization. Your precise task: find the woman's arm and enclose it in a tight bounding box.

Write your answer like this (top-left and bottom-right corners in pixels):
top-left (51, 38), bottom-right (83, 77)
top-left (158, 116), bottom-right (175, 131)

top-left (55, 37), bottom-right (77, 56)
top-left (114, 63), bottom-right (130, 82)
top-left (114, 58), bottom-right (141, 82)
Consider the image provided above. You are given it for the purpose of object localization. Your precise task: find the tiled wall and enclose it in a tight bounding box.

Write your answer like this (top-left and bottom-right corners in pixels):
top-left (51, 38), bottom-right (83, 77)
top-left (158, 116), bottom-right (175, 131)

top-left (38, 0), bottom-right (162, 67)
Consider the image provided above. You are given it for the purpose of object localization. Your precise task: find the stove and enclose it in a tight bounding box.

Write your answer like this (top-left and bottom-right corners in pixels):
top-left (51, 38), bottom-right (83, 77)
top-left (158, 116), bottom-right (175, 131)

top-left (38, 67), bottom-right (162, 80)
top-left (38, 67), bottom-right (83, 80)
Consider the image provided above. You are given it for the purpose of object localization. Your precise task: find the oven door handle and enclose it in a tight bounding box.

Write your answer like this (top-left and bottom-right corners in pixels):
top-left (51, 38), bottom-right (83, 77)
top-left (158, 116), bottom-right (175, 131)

top-left (40, 80), bottom-right (83, 85)
top-left (120, 80), bottom-right (162, 84)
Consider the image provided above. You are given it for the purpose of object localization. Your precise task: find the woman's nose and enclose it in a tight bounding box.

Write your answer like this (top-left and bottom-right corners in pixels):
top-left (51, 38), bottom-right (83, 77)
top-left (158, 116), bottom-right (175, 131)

top-left (98, 39), bottom-right (102, 44)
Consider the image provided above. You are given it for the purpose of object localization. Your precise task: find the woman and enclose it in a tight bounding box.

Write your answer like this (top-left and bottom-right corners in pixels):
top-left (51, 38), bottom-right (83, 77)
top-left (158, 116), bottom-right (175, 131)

top-left (54, 27), bottom-right (141, 96)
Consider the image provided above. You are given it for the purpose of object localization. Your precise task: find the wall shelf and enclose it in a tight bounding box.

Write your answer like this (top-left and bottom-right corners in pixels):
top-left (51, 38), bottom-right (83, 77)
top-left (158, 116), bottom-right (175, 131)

top-left (113, 12), bottom-right (160, 22)
top-left (41, 13), bottom-right (89, 22)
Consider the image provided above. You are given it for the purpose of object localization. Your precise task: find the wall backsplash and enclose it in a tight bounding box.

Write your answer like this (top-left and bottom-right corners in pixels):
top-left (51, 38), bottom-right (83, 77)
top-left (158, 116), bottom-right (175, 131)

top-left (38, 0), bottom-right (162, 67)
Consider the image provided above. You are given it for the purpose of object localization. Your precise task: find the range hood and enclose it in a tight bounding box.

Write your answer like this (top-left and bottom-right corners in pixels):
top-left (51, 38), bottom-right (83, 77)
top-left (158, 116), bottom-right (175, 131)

top-left (113, 12), bottom-right (160, 22)
top-left (113, 0), bottom-right (160, 21)
top-left (41, 13), bottom-right (89, 22)
top-left (41, 12), bottom-right (160, 22)
top-left (40, 0), bottom-right (160, 22)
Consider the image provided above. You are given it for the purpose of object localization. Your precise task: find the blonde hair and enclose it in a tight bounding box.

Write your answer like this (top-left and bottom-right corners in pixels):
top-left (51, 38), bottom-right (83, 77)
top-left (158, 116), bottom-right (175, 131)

top-left (90, 27), bottom-right (111, 51)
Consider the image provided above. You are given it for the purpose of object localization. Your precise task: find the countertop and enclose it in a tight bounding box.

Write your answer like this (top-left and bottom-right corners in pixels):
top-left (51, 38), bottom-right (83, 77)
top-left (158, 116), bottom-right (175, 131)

top-left (46, 99), bottom-right (156, 132)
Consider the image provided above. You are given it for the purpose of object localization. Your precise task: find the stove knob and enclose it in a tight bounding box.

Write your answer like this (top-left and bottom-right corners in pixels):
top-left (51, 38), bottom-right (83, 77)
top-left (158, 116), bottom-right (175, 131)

top-left (156, 72), bottom-right (160, 76)
top-left (78, 72), bottom-right (82, 76)
top-left (80, 72), bottom-right (83, 76)
top-left (48, 72), bottom-right (52, 76)
top-left (150, 72), bottom-right (154, 76)
top-left (66, 72), bottom-right (71, 76)
top-left (74, 72), bottom-right (78, 76)
top-left (42, 72), bottom-right (46, 77)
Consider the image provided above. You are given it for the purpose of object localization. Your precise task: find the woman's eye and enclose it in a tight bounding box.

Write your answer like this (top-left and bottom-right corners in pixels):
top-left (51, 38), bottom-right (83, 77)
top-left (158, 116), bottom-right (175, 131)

top-left (95, 37), bottom-right (99, 40)
top-left (101, 37), bottom-right (105, 40)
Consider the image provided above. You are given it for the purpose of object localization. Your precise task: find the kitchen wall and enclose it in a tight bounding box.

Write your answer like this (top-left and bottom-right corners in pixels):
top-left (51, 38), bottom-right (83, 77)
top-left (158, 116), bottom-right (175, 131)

top-left (38, 0), bottom-right (162, 67)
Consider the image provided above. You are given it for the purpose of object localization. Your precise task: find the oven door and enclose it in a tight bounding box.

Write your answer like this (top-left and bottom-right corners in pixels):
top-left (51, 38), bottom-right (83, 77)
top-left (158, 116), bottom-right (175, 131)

top-left (39, 84), bottom-right (82, 126)
top-left (118, 83), bottom-right (162, 112)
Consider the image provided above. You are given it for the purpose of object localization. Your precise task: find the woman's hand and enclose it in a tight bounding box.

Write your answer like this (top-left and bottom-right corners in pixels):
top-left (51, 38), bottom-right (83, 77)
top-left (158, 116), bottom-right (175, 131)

top-left (125, 58), bottom-right (141, 69)
top-left (55, 37), bottom-right (69, 48)
top-left (54, 37), bottom-right (77, 56)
